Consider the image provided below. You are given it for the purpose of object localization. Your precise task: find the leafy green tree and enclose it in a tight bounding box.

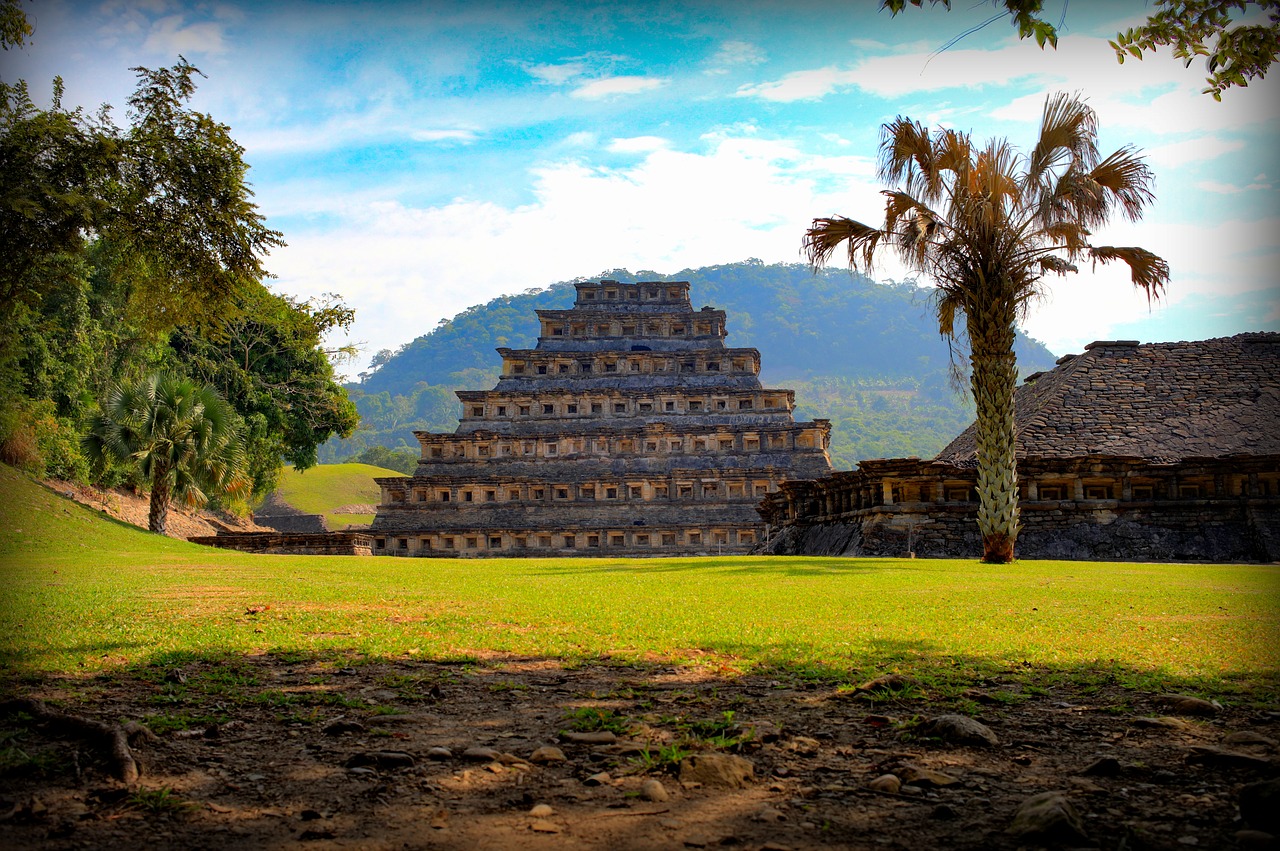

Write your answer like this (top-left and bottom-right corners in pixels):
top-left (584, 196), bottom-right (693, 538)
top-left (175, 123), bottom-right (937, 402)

top-left (0, 0), bottom-right (30, 50)
top-left (1, 59), bottom-right (282, 334)
top-left (804, 93), bottom-right (1168, 562)
top-left (85, 374), bottom-right (248, 534)
top-left (352, 445), bottom-right (419, 474)
top-left (882, 0), bottom-right (1279, 99)
top-left (168, 287), bottom-right (360, 496)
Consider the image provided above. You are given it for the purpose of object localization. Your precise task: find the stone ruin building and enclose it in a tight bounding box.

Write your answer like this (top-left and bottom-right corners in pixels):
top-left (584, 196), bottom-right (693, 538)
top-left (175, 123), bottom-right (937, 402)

top-left (369, 280), bottom-right (833, 557)
top-left (759, 333), bottom-right (1280, 562)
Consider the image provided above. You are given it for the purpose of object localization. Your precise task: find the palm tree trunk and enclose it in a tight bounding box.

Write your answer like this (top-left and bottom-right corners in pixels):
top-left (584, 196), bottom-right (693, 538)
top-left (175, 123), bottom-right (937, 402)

top-left (969, 304), bottom-right (1020, 563)
top-left (149, 466), bottom-right (172, 535)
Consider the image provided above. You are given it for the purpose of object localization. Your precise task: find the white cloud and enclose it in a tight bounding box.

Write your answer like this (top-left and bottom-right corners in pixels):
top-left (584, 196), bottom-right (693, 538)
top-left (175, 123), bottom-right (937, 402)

top-left (1145, 137), bottom-right (1244, 168)
top-left (1195, 177), bottom-right (1273, 194)
top-left (269, 135), bottom-right (892, 372)
top-left (570, 75), bottom-right (666, 100)
top-left (142, 15), bottom-right (227, 55)
top-left (705, 40), bottom-right (766, 75)
top-left (608, 135), bottom-right (669, 153)
top-left (524, 61), bottom-right (587, 85)
top-left (410, 129), bottom-right (479, 143)
top-left (1021, 215), bottom-right (1280, 353)
top-left (735, 66), bottom-right (863, 102)
top-left (562, 131), bottom-right (598, 148)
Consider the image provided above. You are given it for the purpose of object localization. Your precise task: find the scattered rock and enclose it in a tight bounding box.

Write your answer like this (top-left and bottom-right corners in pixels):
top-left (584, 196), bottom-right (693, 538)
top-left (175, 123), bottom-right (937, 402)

top-left (530, 819), bottom-right (560, 833)
top-left (743, 720), bottom-right (782, 743)
top-left (1081, 757), bottom-right (1122, 777)
top-left (299, 809), bottom-right (323, 821)
top-left (1225, 731), bottom-right (1278, 748)
top-left (426, 747), bottom-right (453, 761)
top-left (594, 740), bottom-right (649, 756)
top-left (1132, 716), bottom-right (1193, 730)
top-left (931, 803), bottom-right (957, 820)
top-left (679, 753), bottom-right (754, 789)
top-left (786, 736), bottom-right (820, 756)
top-left (583, 771), bottom-right (611, 786)
top-left (1186, 746), bottom-right (1273, 771)
top-left (515, 747), bottom-right (557, 767)
top-left (345, 751), bottom-right (414, 769)
top-left (895, 763), bottom-right (960, 787)
top-left (1155, 694), bottom-right (1221, 717)
top-left (322, 719), bottom-right (366, 737)
top-left (529, 804), bottom-right (554, 818)
top-left (753, 806), bottom-right (786, 822)
top-left (462, 746), bottom-right (501, 762)
top-left (298, 827), bottom-right (335, 840)
top-left (867, 774), bottom-right (901, 794)
top-left (641, 778), bottom-right (670, 802)
top-left (1234, 829), bottom-right (1278, 850)
top-left (1068, 777), bottom-right (1104, 793)
top-left (1006, 791), bottom-right (1089, 843)
top-left (858, 674), bottom-right (918, 693)
top-left (918, 714), bottom-right (1000, 747)
top-left (560, 731), bottom-right (617, 745)
top-left (1239, 779), bottom-right (1280, 833)
top-left (496, 752), bottom-right (529, 766)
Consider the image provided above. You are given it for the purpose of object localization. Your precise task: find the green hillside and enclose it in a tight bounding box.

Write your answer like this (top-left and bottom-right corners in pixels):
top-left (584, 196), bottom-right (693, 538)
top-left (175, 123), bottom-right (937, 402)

top-left (271, 462), bottom-right (405, 529)
top-left (326, 261), bottom-right (1059, 469)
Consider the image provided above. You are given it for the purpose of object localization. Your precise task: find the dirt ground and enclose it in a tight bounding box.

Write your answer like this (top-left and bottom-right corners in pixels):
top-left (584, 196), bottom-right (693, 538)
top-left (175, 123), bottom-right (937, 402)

top-left (42, 479), bottom-right (271, 540)
top-left (2, 655), bottom-right (1277, 850)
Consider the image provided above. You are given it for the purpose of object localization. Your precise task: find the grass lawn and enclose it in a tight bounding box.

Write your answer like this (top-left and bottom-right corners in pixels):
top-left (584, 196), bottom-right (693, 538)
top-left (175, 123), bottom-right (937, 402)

top-left (2, 464), bottom-right (1277, 696)
top-left (269, 462), bottom-right (403, 529)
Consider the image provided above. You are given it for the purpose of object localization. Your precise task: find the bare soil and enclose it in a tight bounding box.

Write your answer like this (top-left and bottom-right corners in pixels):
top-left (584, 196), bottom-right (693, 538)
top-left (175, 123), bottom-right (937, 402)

top-left (2, 655), bottom-right (1277, 850)
top-left (43, 480), bottom-right (271, 540)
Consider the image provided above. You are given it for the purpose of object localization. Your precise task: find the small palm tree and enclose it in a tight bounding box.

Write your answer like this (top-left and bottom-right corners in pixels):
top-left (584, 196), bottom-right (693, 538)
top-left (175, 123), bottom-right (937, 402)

top-left (804, 93), bottom-right (1169, 563)
top-left (85, 374), bottom-right (248, 535)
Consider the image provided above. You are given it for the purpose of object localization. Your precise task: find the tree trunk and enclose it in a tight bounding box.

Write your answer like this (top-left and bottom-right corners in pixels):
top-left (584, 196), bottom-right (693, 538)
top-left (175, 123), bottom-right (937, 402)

top-left (969, 302), bottom-right (1020, 563)
top-left (149, 466), bottom-right (171, 535)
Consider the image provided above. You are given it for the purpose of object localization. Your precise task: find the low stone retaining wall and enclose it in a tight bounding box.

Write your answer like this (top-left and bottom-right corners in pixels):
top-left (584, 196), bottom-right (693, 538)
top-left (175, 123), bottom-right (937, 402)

top-left (762, 498), bottom-right (1279, 562)
top-left (188, 532), bottom-right (373, 556)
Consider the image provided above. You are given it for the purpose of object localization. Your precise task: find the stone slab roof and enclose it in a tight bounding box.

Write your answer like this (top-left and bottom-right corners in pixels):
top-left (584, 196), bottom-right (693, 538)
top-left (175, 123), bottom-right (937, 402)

top-left (937, 333), bottom-right (1280, 462)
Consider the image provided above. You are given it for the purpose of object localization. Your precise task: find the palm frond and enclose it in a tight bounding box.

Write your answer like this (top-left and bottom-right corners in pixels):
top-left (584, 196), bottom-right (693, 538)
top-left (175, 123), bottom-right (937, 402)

top-left (1037, 255), bottom-right (1078, 275)
top-left (1026, 92), bottom-right (1098, 184)
top-left (1088, 146), bottom-right (1157, 222)
top-left (1089, 245), bottom-right (1170, 299)
top-left (880, 117), bottom-right (947, 203)
top-left (803, 216), bottom-right (885, 271)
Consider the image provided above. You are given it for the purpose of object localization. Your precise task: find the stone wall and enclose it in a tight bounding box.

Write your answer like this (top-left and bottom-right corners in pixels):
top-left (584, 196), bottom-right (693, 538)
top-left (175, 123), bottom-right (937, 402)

top-left (255, 513), bottom-right (329, 534)
top-left (759, 455), bottom-right (1280, 562)
top-left (189, 532), bottom-right (373, 556)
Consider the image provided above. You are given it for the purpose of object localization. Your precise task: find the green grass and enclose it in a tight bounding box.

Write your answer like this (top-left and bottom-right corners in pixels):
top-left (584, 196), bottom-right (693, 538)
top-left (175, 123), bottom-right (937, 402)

top-left (2, 464), bottom-right (1278, 696)
top-left (270, 462), bottom-right (402, 529)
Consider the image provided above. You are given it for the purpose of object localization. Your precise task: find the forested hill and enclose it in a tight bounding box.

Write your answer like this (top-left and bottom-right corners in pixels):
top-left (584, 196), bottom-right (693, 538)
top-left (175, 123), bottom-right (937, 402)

top-left (330, 261), bottom-right (1059, 469)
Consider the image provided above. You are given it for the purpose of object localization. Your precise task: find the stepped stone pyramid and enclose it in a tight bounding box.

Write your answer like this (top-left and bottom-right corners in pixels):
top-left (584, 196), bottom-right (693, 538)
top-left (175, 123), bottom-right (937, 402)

top-left (370, 279), bottom-right (833, 556)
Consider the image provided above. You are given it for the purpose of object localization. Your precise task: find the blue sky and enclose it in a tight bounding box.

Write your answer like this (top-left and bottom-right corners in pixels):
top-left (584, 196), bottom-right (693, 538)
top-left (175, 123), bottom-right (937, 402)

top-left (5, 0), bottom-right (1278, 373)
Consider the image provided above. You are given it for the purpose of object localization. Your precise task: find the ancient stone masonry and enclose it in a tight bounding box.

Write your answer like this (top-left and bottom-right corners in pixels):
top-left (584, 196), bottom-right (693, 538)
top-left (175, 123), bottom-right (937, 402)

top-left (188, 532), bottom-right (374, 556)
top-left (760, 334), bottom-right (1280, 562)
top-left (371, 280), bottom-right (833, 556)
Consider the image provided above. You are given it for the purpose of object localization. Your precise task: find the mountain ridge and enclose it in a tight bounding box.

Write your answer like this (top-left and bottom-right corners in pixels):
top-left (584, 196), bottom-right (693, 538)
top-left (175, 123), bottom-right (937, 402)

top-left (326, 261), bottom-right (1060, 469)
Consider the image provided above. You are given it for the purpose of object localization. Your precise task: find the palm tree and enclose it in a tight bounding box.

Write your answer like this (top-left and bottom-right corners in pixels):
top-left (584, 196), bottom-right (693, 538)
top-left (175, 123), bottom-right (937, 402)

top-left (85, 374), bottom-right (248, 535)
top-left (804, 93), bottom-right (1169, 563)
